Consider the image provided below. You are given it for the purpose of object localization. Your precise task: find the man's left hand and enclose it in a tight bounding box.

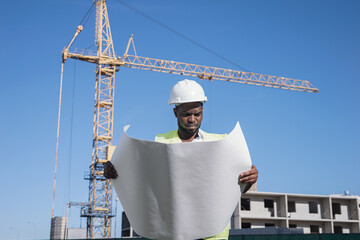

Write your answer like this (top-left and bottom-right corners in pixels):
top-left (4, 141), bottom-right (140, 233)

top-left (238, 165), bottom-right (258, 184)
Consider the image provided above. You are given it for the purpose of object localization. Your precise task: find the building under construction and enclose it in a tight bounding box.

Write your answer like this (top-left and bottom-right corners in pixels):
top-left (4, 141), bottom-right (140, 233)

top-left (52, 190), bottom-right (360, 239)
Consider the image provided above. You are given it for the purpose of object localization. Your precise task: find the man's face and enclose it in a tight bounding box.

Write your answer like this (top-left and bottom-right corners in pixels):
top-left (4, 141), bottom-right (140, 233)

top-left (174, 102), bottom-right (204, 135)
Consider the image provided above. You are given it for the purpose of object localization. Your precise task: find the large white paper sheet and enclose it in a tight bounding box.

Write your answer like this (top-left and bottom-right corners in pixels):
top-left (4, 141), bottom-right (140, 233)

top-left (111, 122), bottom-right (252, 240)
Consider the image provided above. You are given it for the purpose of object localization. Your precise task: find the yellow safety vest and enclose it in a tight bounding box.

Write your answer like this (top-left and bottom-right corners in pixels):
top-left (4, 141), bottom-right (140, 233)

top-left (155, 130), bottom-right (229, 240)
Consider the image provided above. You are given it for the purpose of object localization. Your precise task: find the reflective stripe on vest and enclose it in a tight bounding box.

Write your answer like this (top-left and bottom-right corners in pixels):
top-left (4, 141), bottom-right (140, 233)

top-left (155, 130), bottom-right (227, 143)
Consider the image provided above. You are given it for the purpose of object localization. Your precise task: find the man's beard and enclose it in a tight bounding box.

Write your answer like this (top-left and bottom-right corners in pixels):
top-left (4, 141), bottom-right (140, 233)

top-left (178, 122), bottom-right (201, 135)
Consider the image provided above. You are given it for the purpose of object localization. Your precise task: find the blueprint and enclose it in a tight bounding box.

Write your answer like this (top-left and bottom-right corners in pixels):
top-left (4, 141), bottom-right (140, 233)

top-left (111, 122), bottom-right (252, 240)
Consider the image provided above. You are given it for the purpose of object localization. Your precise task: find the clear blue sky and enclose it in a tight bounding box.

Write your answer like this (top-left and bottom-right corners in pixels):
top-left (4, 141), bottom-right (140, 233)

top-left (1, 0), bottom-right (359, 239)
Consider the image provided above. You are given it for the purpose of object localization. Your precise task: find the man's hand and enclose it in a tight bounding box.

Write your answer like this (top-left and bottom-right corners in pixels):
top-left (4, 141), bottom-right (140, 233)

top-left (238, 165), bottom-right (258, 184)
top-left (104, 161), bottom-right (118, 179)
top-left (238, 165), bottom-right (258, 194)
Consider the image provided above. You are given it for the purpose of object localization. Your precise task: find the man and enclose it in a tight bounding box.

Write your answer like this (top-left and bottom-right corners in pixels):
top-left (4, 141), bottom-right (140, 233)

top-left (104, 79), bottom-right (258, 240)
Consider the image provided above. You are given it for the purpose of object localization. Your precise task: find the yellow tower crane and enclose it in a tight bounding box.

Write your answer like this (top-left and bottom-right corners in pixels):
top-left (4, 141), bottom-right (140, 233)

top-left (57, 0), bottom-right (318, 238)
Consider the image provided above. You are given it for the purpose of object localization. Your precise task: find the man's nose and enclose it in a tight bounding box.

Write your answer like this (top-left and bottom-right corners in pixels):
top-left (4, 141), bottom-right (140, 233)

top-left (188, 114), bottom-right (195, 123)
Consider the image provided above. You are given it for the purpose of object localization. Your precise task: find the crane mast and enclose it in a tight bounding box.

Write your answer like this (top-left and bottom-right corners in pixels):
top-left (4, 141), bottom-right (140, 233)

top-left (85, 0), bottom-right (116, 238)
top-left (60, 0), bottom-right (318, 238)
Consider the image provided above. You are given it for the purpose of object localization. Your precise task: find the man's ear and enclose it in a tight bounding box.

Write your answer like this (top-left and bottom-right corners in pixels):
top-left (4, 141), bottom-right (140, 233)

top-left (173, 107), bottom-right (178, 118)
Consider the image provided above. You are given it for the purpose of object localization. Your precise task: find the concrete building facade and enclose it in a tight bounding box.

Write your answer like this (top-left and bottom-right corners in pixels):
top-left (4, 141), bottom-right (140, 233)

top-left (231, 191), bottom-right (360, 234)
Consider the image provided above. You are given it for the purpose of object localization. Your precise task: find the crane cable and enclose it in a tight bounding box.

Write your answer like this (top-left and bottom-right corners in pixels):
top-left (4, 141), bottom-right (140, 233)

top-left (80, 2), bottom-right (95, 28)
top-left (52, 62), bottom-right (65, 219)
top-left (113, 0), bottom-right (250, 72)
top-left (62, 60), bottom-right (78, 216)
top-left (52, 3), bottom-right (94, 219)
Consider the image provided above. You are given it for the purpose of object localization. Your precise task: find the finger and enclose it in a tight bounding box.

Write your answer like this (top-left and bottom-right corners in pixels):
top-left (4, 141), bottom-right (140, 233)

top-left (239, 174), bottom-right (257, 181)
top-left (239, 171), bottom-right (250, 178)
top-left (105, 172), bottom-right (117, 179)
top-left (239, 170), bottom-right (256, 178)
top-left (239, 176), bottom-right (257, 184)
top-left (107, 168), bottom-right (118, 175)
top-left (104, 165), bottom-right (118, 179)
top-left (239, 173), bottom-right (258, 182)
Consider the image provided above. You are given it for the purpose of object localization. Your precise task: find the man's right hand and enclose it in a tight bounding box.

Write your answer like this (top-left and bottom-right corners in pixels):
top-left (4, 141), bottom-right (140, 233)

top-left (104, 161), bottom-right (118, 179)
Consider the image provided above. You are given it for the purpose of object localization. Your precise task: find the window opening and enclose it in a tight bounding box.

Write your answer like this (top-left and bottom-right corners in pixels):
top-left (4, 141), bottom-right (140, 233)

top-left (241, 198), bottom-right (250, 211)
top-left (332, 202), bottom-right (341, 219)
top-left (334, 225), bottom-right (343, 234)
top-left (242, 222), bottom-right (251, 229)
top-left (265, 223), bottom-right (275, 227)
top-left (309, 201), bottom-right (318, 214)
top-left (264, 199), bottom-right (274, 217)
top-left (289, 224), bottom-right (297, 228)
top-left (310, 225), bottom-right (319, 233)
top-left (288, 201), bottom-right (296, 212)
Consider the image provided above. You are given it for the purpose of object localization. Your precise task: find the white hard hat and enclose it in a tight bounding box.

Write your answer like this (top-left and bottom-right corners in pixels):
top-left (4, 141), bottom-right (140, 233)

top-left (168, 79), bottom-right (207, 105)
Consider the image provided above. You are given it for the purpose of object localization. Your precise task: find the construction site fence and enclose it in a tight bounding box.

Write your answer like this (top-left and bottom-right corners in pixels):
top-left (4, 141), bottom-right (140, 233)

top-left (228, 234), bottom-right (360, 240)
top-left (79, 234), bottom-right (360, 240)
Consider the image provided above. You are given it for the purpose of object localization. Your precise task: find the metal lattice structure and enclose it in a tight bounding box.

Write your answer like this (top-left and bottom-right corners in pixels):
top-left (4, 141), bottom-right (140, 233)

top-left (121, 54), bottom-right (318, 93)
top-left (72, 0), bottom-right (117, 238)
top-left (86, 0), bottom-right (116, 238)
top-left (66, 35), bottom-right (319, 94)
top-left (61, 0), bottom-right (318, 238)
